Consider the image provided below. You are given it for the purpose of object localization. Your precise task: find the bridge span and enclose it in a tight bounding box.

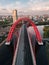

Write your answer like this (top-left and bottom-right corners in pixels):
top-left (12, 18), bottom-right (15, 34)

top-left (0, 17), bottom-right (48, 65)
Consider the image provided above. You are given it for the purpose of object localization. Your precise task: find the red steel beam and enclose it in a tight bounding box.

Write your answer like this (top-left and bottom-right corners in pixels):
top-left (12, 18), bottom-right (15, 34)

top-left (6, 17), bottom-right (43, 45)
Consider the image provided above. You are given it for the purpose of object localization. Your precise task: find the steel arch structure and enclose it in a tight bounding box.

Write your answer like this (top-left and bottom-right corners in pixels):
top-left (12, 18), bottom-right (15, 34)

top-left (6, 17), bottom-right (43, 45)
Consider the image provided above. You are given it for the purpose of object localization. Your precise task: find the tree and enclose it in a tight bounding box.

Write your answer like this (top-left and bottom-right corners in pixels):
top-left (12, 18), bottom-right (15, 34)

top-left (43, 26), bottom-right (49, 38)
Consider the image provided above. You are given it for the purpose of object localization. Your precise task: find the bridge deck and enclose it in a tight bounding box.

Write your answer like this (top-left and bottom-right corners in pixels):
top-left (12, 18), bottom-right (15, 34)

top-left (14, 24), bottom-right (33, 65)
top-left (0, 24), bottom-right (48, 65)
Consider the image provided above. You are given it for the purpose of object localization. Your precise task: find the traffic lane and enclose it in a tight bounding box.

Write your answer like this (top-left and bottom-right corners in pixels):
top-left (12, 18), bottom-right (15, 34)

top-left (15, 24), bottom-right (24, 65)
top-left (24, 25), bottom-right (33, 65)
top-left (15, 24), bottom-right (33, 65)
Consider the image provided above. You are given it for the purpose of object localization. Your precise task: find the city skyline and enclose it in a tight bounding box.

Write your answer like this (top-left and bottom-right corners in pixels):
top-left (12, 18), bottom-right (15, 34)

top-left (0, 0), bottom-right (49, 15)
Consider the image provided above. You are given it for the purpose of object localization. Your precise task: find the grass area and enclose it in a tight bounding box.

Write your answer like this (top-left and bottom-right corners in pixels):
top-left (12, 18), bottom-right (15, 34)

top-left (43, 26), bottom-right (49, 38)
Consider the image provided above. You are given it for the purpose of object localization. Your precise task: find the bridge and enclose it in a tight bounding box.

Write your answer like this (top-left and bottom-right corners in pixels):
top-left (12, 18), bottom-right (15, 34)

top-left (0, 17), bottom-right (48, 65)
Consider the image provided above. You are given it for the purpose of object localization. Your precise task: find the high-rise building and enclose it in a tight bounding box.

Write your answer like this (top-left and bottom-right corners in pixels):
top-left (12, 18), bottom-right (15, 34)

top-left (12, 9), bottom-right (18, 23)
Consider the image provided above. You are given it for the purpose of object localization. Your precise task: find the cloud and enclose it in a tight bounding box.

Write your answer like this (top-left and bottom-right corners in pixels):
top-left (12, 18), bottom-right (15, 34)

top-left (0, 0), bottom-right (49, 15)
top-left (26, 0), bottom-right (49, 11)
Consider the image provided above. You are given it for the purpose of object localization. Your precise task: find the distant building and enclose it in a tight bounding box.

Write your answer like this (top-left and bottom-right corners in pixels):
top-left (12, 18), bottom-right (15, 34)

top-left (12, 9), bottom-right (18, 23)
top-left (47, 18), bottom-right (49, 21)
top-left (0, 17), bottom-right (3, 22)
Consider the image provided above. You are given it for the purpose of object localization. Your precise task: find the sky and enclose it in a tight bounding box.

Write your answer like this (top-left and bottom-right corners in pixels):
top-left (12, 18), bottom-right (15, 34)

top-left (0, 0), bottom-right (49, 15)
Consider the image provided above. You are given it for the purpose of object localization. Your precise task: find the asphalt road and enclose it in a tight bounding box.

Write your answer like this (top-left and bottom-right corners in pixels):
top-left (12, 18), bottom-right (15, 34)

top-left (15, 24), bottom-right (33, 65)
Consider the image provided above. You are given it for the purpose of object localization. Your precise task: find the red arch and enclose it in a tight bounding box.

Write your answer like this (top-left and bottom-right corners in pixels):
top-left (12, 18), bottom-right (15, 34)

top-left (6, 17), bottom-right (42, 44)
